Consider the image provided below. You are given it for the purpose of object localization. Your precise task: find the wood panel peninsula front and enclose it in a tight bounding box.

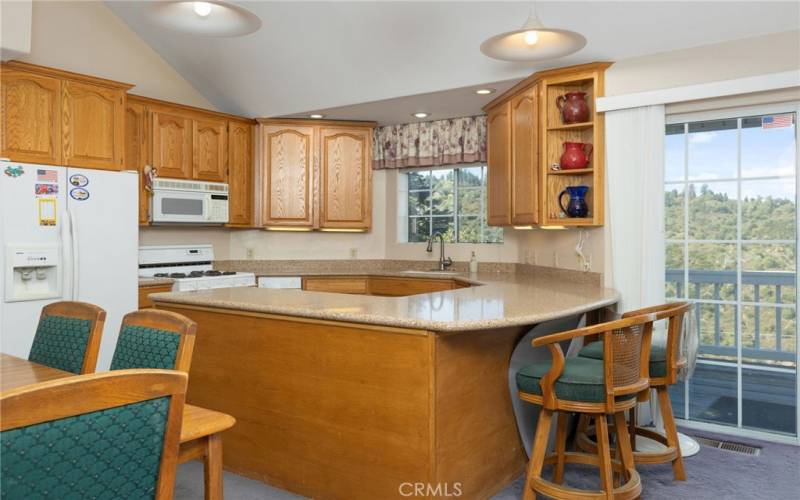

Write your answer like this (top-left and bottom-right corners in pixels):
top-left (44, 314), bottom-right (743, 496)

top-left (151, 270), bottom-right (618, 499)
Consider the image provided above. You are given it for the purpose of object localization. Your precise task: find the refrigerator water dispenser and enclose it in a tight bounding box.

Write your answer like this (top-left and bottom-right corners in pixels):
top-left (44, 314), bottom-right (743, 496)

top-left (4, 246), bottom-right (61, 302)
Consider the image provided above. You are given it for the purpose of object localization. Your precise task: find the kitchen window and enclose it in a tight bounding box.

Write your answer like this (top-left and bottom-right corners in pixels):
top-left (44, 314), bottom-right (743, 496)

top-left (664, 104), bottom-right (798, 439)
top-left (405, 166), bottom-right (503, 244)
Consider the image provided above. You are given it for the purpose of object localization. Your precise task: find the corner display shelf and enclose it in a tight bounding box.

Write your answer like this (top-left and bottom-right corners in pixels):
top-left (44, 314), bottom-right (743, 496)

top-left (540, 70), bottom-right (606, 226)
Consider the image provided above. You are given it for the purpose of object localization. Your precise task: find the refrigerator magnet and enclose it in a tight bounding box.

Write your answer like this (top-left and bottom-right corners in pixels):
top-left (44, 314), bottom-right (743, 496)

top-left (69, 174), bottom-right (89, 187)
top-left (35, 183), bottom-right (59, 196)
top-left (36, 169), bottom-right (58, 183)
top-left (69, 187), bottom-right (90, 201)
top-left (4, 165), bottom-right (24, 178)
top-left (38, 198), bottom-right (57, 226)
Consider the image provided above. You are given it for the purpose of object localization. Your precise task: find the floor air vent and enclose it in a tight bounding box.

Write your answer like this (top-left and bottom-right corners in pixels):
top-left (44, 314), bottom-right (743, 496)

top-left (694, 436), bottom-right (761, 456)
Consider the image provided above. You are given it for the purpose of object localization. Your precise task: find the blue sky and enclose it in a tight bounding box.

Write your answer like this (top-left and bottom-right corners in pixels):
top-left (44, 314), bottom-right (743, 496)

top-left (665, 115), bottom-right (796, 200)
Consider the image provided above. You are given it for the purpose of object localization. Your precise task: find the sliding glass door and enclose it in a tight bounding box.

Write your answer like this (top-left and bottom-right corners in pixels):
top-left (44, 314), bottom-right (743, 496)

top-left (664, 104), bottom-right (798, 439)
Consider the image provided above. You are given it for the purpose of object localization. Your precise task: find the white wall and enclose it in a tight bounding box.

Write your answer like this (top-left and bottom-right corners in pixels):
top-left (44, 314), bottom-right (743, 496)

top-left (0, 0), bottom-right (32, 59)
top-left (15, 0), bottom-right (214, 108)
top-left (605, 30), bottom-right (800, 97)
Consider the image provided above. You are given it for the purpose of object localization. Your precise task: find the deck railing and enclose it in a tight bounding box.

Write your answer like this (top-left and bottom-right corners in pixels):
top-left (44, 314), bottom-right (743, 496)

top-left (666, 269), bottom-right (796, 363)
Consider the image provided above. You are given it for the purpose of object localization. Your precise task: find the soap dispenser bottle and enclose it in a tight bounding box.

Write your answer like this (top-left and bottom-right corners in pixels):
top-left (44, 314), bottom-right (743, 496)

top-left (469, 251), bottom-right (478, 273)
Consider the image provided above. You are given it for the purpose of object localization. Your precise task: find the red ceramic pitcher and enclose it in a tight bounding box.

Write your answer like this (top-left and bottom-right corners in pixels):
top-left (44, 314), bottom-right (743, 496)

top-left (556, 92), bottom-right (590, 124)
top-left (560, 142), bottom-right (593, 170)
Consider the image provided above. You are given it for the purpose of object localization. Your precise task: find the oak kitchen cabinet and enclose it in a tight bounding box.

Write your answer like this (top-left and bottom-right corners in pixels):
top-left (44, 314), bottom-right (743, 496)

top-left (1, 61), bottom-right (131, 170)
top-left (257, 119), bottom-right (375, 231)
top-left (126, 95), bottom-right (256, 226)
top-left (483, 62), bottom-right (610, 228)
top-left (486, 102), bottom-right (512, 226)
top-left (319, 126), bottom-right (372, 229)
top-left (125, 99), bottom-right (149, 225)
top-left (227, 119), bottom-right (254, 226)
top-left (192, 116), bottom-right (227, 182)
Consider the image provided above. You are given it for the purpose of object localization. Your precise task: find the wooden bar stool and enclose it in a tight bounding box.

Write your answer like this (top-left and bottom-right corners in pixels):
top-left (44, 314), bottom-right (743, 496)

top-left (28, 301), bottom-right (106, 374)
top-left (517, 313), bottom-right (656, 500)
top-left (575, 302), bottom-right (693, 481)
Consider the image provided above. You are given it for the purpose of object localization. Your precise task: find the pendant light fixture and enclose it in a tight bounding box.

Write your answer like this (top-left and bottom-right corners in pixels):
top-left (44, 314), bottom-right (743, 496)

top-left (147, 1), bottom-right (261, 37)
top-left (480, 2), bottom-right (585, 62)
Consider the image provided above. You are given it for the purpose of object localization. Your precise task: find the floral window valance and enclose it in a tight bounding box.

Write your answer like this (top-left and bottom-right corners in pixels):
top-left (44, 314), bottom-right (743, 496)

top-left (372, 115), bottom-right (487, 170)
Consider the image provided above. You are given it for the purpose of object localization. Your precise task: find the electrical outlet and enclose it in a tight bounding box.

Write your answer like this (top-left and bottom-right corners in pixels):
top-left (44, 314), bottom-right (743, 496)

top-left (246, 247), bottom-right (255, 259)
top-left (349, 248), bottom-right (358, 259)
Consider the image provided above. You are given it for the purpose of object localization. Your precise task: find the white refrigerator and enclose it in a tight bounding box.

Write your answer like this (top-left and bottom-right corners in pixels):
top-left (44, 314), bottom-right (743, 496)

top-left (0, 160), bottom-right (138, 370)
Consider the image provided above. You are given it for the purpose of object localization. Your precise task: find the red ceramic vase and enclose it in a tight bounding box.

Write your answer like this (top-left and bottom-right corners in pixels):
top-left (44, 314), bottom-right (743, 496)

top-left (560, 142), bottom-right (593, 170)
top-left (556, 92), bottom-right (590, 124)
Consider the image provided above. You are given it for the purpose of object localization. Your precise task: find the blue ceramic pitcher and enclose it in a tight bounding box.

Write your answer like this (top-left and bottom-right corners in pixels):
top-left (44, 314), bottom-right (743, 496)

top-left (558, 186), bottom-right (589, 218)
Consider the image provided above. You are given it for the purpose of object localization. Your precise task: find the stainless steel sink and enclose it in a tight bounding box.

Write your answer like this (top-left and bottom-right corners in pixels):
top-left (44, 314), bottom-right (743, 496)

top-left (399, 270), bottom-right (461, 276)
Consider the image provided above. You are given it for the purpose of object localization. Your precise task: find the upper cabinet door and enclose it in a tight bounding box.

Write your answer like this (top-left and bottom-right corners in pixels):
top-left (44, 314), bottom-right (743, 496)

top-left (263, 125), bottom-right (314, 227)
top-left (227, 121), bottom-right (253, 226)
top-left (151, 109), bottom-right (192, 179)
top-left (486, 102), bottom-right (512, 226)
top-left (125, 101), bottom-right (149, 225)
top-left (1, 69), bottom-right (62, 165)
top-left (62, 81), bottom-right (124, 170)
top-left (193, 117), bottom-right (227, 182)
top-left (511, 86), bottom-right (539, 226)
top-left (318, 127), bottom-right (371, 230)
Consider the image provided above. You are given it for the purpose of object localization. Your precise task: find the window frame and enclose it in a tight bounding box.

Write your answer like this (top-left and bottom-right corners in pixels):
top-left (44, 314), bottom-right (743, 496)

top-left (665, 101), bottom-right (800, 441)
top-left (404, 164), bottom-right (502, 244)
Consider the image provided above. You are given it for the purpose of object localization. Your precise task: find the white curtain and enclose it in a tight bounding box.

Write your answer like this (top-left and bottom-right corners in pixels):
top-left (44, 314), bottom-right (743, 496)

top-left (604, 105), bottom-right (666, 313)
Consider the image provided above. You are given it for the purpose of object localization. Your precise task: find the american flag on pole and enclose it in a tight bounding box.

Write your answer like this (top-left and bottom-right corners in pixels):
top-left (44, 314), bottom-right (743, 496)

top-left (762, 114), bottom-right (794, 129)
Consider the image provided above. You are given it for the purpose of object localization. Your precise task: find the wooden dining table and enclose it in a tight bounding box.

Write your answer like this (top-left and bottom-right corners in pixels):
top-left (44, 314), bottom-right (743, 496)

top-left (0, 353), bottom-right (235, 500)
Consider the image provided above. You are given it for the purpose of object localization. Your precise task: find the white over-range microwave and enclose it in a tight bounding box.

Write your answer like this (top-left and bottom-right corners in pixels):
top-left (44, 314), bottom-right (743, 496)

top-left (150, 178), bottom-right (229, 224)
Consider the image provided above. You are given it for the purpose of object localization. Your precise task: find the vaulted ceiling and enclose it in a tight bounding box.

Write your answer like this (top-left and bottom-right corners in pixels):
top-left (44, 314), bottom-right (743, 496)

top-left (106, 1), bottom-right (798, 124)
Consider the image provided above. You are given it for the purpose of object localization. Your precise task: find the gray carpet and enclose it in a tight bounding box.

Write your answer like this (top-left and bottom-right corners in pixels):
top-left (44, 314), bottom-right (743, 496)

top-left (174, 429), bottom-right (799, 499)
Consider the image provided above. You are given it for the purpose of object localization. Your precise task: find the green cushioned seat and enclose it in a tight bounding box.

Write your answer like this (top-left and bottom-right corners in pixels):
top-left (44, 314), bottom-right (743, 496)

top-left (110, 325), bottom-right (180, 371)
top-left (28, 315), bottom-right (92, 374)
top-left (578, 341), bottom-right (667, 378)
top-left (0, 397), bottom-right (170, 499)
top-left (516, 357), bottom-right (635, 403)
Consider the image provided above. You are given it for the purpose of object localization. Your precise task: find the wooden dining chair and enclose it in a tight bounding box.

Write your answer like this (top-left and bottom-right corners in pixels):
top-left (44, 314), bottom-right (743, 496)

top-left (0, 369), bottom-right (187, 499)
top-left (575, 302), bottom-right (693, 481)
top-left (110, 309), bottom-right (197, 372)
top-left (28, 301), bottom-right (106, 374)
top-left (517, 313), bottom-right (656, 500)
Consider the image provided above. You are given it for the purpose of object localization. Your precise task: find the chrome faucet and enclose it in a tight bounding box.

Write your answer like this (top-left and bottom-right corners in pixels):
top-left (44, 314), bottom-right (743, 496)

top-left (426, 232), bottom-right (453, 271)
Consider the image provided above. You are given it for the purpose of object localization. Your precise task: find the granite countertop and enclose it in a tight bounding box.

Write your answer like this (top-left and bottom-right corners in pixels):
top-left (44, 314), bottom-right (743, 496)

top-left (138, 277), bottom-right (175, 287)
top-left (150, 269), bottom-right (618, 332)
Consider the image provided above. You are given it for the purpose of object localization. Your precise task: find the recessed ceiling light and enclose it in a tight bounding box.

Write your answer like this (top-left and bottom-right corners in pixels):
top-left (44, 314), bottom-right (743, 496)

top-left (193, 1), bottom-right (212, 17)
top-left (412, 112), bottom-right (429, 119)
top-left (309, 114), bottom-right (324, 119)
top-left (475, 88), bottom-right (496, 95)
top-left (147, 1), bottom-right (261, 37)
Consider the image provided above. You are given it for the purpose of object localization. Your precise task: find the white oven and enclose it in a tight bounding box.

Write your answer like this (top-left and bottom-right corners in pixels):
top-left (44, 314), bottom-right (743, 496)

top-left (150, 178), bottom-right (229, 224)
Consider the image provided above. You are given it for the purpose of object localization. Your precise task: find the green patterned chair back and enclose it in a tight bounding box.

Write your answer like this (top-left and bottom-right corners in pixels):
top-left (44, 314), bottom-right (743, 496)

top-left (28, 302), bottom-right (106, 374)
top-left (0, 370), bottom-right (187, 500)
top-left (110, 310), bottom-right (197, 372)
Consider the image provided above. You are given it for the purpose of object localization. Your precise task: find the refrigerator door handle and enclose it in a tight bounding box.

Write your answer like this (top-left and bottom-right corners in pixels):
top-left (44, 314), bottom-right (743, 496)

top-left (69, 210), bottom-right (80, 300)
top-left (61, 210), bottom-right (73, 300)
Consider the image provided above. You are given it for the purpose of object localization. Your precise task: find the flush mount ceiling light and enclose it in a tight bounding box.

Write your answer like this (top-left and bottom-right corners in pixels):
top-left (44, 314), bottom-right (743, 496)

top-left (480, 2), bottom-right (585, 62)
top-left (147, 1), bottom-right (261, 37)
top-left (412, 112), bottom-right (429, 119)
top-left (475, 88), bottom-right (496, 95)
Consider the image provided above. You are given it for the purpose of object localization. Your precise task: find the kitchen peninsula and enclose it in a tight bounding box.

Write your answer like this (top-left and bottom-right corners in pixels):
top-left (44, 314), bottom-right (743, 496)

top-left (151, 265), bottom-right (618, 500)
